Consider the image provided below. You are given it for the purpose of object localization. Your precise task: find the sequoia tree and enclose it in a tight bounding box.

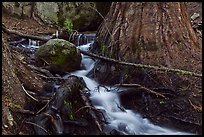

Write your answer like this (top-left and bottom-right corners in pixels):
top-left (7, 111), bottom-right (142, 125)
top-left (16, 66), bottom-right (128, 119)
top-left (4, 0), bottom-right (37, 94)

top-left (95, 2), bottom-right (202, 86)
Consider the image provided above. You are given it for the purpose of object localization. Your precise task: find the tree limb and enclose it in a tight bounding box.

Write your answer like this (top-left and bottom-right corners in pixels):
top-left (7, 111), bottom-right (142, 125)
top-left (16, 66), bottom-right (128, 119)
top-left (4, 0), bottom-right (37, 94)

top-left (80, 50), bottom-right (202, 78)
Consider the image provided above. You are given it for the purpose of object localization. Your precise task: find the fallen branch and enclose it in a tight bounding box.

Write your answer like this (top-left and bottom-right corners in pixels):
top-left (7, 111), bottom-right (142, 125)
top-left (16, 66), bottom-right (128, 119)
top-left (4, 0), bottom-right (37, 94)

top-left (115, 83), bottom-right (166, 98)
top-left (24, 121), bottom-right (50, 135)
top-left (36, 92), bottom-right (56, 115)
top-left (2, 24), bottom-right (50, 42)
top-left (80, 50), bottom-right (202, 78)
top-left (21, 84), bottom-right (39, 102)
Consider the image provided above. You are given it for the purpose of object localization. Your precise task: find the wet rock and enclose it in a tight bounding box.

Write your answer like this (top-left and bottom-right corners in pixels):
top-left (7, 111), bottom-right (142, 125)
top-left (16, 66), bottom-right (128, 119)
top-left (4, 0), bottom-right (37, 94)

top-left (35, 39), bottom-right (81, 74)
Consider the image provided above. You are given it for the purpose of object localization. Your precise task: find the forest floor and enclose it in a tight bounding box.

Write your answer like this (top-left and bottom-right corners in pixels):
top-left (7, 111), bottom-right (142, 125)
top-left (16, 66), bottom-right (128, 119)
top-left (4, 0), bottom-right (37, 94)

top-left (2, 12), bottom-right (57, 135)
top-left (2, 2), bottom-right (202, 135)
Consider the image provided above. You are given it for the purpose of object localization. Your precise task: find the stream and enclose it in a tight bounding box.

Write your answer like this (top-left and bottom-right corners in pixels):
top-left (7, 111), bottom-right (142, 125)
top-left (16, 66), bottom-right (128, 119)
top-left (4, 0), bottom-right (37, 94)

top-left (63, 34), bottom-right (193, 135)
top-left (9, 33), bottom-right (193, 135)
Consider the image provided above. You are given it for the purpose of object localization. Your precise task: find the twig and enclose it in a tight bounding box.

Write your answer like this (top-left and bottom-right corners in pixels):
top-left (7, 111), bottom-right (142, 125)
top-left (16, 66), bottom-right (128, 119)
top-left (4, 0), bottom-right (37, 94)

top-left (15, 109), bottom-right (35, 115)
top-left (74, 105), bottom-right (99, 114)
top-left (36, 92), bottom-right (56, 114)
top-left (24, 121), bottom-right (50, 135)
top-left (188, 98), bottom-right (202, 112)
top-left (21, 84), bottom-right (39, 102)
top-left (80, 50), bottom-right (202, 78)
top-left (115, 83), bottom-right (166, 98)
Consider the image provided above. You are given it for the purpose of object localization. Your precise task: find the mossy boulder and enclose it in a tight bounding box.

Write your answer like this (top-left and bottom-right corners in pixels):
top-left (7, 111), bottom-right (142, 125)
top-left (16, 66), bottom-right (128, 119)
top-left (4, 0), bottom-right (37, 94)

top-left (2, 2), bottom-right (111, 31)
top-left (35, 39), bottom-right (81, 74)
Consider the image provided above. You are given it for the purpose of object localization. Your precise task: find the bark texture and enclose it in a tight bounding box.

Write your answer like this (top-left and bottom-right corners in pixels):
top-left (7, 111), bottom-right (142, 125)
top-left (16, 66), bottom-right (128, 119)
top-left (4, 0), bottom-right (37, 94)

top-left (96, 2), bottom-right (201, 73)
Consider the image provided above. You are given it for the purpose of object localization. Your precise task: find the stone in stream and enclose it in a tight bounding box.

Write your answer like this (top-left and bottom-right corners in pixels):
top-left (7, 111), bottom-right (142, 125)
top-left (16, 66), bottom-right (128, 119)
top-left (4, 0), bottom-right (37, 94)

top-left (35, 39), bottom-right (81, 74)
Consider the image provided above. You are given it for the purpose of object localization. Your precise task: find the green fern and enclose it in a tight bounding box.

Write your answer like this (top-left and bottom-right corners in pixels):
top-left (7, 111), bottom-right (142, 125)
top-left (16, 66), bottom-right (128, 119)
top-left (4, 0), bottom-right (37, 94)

top-left (64, 19), bottom-right (73, 32)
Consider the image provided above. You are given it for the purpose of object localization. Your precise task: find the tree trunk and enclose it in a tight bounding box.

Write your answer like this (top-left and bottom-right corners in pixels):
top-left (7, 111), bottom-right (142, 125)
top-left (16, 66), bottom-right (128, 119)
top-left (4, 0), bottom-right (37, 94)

top-left (95, 3), bottom-right (202, 134)
top-left (96, 2), bottom-right (201, 74)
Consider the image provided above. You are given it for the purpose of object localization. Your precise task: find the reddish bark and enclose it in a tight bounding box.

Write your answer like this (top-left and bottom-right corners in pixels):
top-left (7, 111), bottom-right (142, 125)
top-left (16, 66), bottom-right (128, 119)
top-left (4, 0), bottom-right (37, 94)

top-left (96, 2), bottom-right (201, 73)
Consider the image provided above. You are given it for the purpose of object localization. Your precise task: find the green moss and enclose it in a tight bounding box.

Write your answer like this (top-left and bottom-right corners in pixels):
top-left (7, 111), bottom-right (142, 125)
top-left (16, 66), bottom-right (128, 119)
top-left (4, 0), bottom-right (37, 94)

top-left (176, 70), bottom-right (192, 75)
top-left (36, 39), bottom-right (80, 71)
top-left (99, 43), bottom-right (108, 55)
top-left (50, 43), bottom-right (77, 65)
top-left (175, 40), bottom-right (183, 49)
top-left (64, 18), bottom-right (73, 32)
top-left (4, 96), bottom-right (21, 110)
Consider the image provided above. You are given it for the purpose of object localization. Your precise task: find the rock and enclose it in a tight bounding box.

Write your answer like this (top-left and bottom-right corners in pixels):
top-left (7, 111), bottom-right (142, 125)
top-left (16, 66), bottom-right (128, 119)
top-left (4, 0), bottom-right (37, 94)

top-left (2, 2), bottom-right (111, 31)
top-left (35, 2), bottom-right (59, 24)
top-left (2, 2), bottom-right (32, 17)
top-left (35, 39), bottom-right (81, 74)
top-left (35, 2), bottom-right (102, 31)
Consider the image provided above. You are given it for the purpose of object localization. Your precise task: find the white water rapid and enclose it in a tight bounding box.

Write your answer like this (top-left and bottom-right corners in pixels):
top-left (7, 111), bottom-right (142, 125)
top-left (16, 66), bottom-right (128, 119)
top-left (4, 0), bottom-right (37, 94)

top-left (63, 40), bottom-right (193, 135)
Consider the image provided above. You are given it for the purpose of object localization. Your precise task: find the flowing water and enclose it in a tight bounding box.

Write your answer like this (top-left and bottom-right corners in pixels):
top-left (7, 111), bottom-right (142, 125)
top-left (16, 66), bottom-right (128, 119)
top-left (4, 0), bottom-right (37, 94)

top-left (62, 36), bottom-right (193, 135)
top-left (9, 34), bottom-right (193, 135)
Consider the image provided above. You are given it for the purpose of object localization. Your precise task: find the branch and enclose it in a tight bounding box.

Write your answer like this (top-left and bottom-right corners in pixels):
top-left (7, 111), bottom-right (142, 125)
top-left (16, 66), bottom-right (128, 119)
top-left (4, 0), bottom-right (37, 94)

top-left (21, 84), bottom-right (39, 102)
top-left (24, 121), bottom-right (50, 135)
top-left (115, 83), bottom-right (166, 98)
top-left (80, 50), bottom-right (202, 78)
top-left (2, 24), bottom-right (50, 42)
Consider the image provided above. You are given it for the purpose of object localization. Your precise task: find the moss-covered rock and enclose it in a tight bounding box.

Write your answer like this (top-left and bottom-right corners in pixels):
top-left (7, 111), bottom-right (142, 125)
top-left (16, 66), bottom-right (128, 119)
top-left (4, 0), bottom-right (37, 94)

top-left (2, 2), bottom-right (111, 31)
top-left (35, 39), bottom-right (81, 74)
